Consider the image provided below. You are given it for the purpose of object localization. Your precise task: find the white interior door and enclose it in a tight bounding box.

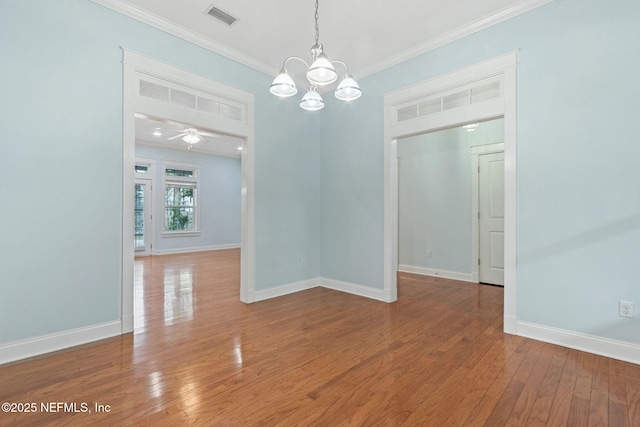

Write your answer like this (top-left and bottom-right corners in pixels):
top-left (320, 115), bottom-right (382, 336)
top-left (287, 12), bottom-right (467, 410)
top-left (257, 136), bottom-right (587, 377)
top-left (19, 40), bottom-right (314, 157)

top-left (479, 152), bottom-right (504, 285)
top-left (134, 178), bottom-right (152, 256)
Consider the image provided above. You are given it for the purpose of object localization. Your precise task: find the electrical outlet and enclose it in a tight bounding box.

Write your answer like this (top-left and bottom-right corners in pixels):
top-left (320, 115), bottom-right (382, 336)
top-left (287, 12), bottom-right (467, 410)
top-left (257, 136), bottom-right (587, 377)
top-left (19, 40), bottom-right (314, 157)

top-left (619, 301), bottom-right (634, 318)
top-left (427, 250), bottom-right (432, 258)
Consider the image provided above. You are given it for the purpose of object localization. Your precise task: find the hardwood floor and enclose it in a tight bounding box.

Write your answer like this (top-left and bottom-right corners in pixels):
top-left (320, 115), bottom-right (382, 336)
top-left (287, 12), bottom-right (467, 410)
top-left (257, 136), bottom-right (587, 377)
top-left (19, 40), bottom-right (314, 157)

top-left (1, 249), bottom-right (638, 426)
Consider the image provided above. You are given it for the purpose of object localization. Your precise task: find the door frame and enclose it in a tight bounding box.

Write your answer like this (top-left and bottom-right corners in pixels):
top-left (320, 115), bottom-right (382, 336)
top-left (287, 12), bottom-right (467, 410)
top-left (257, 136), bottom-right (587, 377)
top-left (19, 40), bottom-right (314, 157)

top-left (134, 157), bottom-right (155, 256)
top-left (471, 142), bottom-right (504, 284)
top-left (384, 51), bottom-right (518, 334)
top-left (122, 49), bottom-right (256, 334)
top-left (134, 177), bottom-right (153, 256)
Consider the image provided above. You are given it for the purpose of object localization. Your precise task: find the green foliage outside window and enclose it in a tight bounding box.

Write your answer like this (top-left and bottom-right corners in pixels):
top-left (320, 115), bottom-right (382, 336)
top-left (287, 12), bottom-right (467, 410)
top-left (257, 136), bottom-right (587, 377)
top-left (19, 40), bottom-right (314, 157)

top-left (165, 186), bottom-right (195, 231)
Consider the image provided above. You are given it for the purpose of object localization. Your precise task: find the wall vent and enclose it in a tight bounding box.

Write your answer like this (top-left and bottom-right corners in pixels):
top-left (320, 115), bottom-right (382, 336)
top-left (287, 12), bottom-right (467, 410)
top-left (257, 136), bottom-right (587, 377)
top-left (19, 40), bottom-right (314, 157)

top-left (206, 6), bottom-right (238, 26)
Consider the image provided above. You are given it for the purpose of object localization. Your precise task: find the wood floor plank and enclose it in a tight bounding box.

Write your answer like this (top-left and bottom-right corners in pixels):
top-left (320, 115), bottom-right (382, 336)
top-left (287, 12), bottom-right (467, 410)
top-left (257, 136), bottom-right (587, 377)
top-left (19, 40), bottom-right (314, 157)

top-left (588, 356), bottom-right (610, 426)
top-left (525, 347), bottom-right (568, 426)
top-left (609, 401), bottom-right (630, 427)
top-left (503, 345), bottom-right (543, 426)
top-left (483, 379), bottom-right (526, 425)
top-left (626, 375), bottom-right (640, 427)
top-left (0, 249), bottom-right (638, 426)
top-left (568, 396), bottom-right (591, 427)
top-left (504, 344), bottom-right (553, 426)
top-left (545, 348), bottom-right (579, 426)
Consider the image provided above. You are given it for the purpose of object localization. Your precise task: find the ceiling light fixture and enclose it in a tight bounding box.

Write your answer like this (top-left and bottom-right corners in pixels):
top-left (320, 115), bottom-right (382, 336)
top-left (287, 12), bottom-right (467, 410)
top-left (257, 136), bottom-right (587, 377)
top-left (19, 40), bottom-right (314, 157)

top-left (182, 132), bottom-right (201, 145)
top-left (168, 128), bottom-right (203, 149)
top-left (269, 0), bottom-right (361, 111)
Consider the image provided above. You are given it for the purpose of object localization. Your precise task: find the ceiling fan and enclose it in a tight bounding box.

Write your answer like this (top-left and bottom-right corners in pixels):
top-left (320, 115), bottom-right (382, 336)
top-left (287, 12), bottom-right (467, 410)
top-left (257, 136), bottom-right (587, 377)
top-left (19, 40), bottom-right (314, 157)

top-left (167, 128), bottom-right (219, 147)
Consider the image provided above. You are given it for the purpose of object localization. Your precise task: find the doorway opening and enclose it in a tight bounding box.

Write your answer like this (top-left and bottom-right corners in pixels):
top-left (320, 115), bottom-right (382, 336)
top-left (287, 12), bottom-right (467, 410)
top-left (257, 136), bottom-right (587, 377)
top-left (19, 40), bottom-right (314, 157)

top-left (133, 115), bottom-right (243, 257)
top-left (134, 176), bottom-right (153, 256)
top-left (122, 50), bottom-right (255, 334)
top-left (471, 139), bottom-right (505, 286)
top-left (384, 52), bottom-right (517, 333)
top-left (397, 118), bottom-right (504, 286)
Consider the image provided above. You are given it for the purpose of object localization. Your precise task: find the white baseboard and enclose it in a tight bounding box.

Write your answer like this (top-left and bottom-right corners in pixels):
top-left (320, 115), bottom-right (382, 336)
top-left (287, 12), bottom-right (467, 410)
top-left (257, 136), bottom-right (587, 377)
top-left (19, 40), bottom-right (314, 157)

top-left (398, 264), bottom-right (474, 282)
top-left (252, 277), bottom-right (389, 303)
top-left (504, 315), bottom-right (517, 335)
top-left (5, 297), bottom-right (638, 368)
top-left (517, 321), bottom-right (640, 365)
top-left (154, 243), bottom-right (240, 256)
top-left (1, 276), bottom-right (385, 364)
top-left (252, 278), bottom-right (320, 302)
top-left (122, 314), bottom-right (134, 334)
top-left (0, 321), bottom-right (122, 366)
top-left (320, 278), bottom-right (388, 302)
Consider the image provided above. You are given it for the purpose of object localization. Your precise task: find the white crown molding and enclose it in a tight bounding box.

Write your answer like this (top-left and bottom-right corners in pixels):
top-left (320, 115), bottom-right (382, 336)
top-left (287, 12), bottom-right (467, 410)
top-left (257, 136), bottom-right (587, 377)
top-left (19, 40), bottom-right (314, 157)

top-left (358, 0), bottom-right (554, 78)
top-left (92, 0), bottom-right (551, 80)
top-left (91, 0), bottom-right (276, 75)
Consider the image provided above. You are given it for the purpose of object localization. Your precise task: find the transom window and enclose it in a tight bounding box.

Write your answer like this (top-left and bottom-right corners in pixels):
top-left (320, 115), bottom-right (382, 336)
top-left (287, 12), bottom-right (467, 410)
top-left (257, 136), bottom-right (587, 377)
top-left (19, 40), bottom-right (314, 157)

top-left (165, 168), bottom-right (194, 177)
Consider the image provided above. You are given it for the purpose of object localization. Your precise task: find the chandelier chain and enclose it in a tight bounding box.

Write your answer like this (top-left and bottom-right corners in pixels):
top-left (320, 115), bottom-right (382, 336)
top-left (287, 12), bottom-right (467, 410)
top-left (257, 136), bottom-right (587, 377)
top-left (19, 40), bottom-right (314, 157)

top-left (314, 0), bottom-right (319, 46)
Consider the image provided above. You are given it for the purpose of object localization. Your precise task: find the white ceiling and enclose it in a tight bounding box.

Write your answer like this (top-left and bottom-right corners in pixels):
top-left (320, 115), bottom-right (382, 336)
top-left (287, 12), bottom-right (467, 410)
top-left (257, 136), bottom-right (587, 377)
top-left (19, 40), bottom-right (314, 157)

top-left (110, 0), bottom-right (549, 157)
top-left (95, 0), bottom-right (550, 78)
top-left (135, 114), bottom-right (243, 158)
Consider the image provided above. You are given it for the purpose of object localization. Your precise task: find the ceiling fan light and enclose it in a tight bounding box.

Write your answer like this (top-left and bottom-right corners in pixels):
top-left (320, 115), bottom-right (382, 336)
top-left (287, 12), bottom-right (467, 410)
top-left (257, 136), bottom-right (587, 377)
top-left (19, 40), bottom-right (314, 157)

top-left (270, 70), bottom-right (297, 97)
top-left (182, 133), bottom-right (201, 144)
top-left (307, 54), bottom-right (337, 85)
top-left (300, 88), bottom-right (324, 111)
top-left (335, 75), bottom-right (362, 101)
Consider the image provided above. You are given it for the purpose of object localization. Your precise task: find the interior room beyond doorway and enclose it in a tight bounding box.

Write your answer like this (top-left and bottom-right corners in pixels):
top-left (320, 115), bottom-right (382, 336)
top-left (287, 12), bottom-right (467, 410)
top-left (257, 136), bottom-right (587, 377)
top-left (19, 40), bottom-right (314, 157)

top-left (397, 117), bottom-right (504, 285)
top-left (134, 115), bottom-right (243, 258)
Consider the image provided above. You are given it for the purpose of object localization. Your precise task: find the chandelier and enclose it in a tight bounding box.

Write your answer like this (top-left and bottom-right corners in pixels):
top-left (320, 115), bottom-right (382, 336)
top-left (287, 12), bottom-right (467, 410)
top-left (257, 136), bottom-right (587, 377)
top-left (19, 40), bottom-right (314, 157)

top-left (269, 0), bottom-right (362, 111)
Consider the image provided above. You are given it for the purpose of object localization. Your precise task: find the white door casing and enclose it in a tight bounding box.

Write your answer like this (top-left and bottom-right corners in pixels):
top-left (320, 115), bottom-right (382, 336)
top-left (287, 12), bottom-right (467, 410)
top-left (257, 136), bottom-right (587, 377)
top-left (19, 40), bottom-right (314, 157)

top-left (122, 49), bottom-right (256, 334)
top-left (470, 142), bottom-right (503, 283)
top-left (384, 51), bottom-right (518, 334)
top-left (134, 178), bottom-right (153, 256)
top-left (479, 151), bottom-right (504, 286)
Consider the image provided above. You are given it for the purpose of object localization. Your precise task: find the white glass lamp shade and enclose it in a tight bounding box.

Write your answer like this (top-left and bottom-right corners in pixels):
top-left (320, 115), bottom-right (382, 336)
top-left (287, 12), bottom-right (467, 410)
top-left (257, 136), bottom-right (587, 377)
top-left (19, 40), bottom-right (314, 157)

top-left (307, 54), bottom-right (337, 86)
top-left (182, 133), bottom-right (201, 144)
top-left (270, 70), bottom-right (297, 97)
top-left (300, 88), bottom-right (324, 111)
top-left (335, 75), bottom-right (362, 101)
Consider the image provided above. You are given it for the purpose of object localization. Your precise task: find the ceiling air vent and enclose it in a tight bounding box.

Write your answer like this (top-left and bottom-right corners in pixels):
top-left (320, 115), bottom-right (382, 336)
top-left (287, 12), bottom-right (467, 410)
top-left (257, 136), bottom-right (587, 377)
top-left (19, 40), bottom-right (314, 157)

top-left (205, 6), bottom-right (237, 26)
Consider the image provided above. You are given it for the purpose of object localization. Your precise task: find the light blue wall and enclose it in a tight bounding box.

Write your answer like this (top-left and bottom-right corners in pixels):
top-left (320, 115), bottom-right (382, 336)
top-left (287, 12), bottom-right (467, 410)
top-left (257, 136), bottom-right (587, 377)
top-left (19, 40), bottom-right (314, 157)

top-left (398, 120), bottom-right (504, 274)
top-left (321, 99), bottom-right (384, 288)
top-left (0, 0), bottom-right (321, 344)
top-left (322, 0), bottom-right (640, 344)
top-left (254, 101), bottom-right (323, 290)
top-left (134, 144), bottom-right (241, 252)
top-left (2, 0), bottom-right (638, 350)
